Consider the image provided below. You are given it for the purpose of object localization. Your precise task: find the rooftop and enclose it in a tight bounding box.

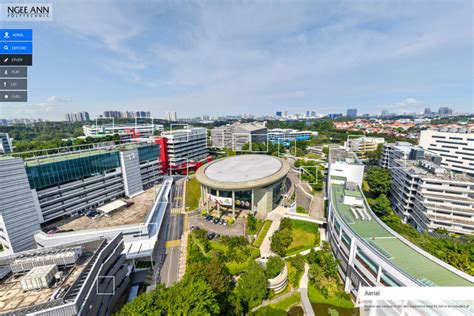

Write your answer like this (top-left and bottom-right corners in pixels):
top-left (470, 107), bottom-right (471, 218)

top-left (402, 160), bottom-right (474, 182)
top-left (196, 154), bottom-right (291, 190)
top-left (7, 140), bottom-right (153, 163)
top-left (44, 185), bottom-right (160, 232)
top-left (330, 182), bottom-right (472, 286)
top-left (0, 239), bottom-right (102, 313)
top-left (329, 148), bottom-right (363, 165)
top-left (205, 155), bottom-right (282, 182)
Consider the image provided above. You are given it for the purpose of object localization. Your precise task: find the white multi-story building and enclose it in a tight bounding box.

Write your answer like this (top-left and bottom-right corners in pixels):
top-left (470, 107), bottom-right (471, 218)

top-left (160, 127), bottom-right (209, 172)
top-left (419, 128), bottom-right (474, 176)
top-left (327, 148), bottom-right (473, 303)
top-left (83, 123), bottom-right (164, 138)
top-left (389, 150), bottom-right (474, 235)
top-left (379, 142), bottom-right (413, 168)
top-left (164, 111), bottom-right (178, 122)
top-left (345, 137), bottom-right (384, 156)
top-left (327, 147), bottom-right (365, 187)
top-left (211, 122), bottom-right (267, 151)
top-left (267, 128), bottom-right (316, 143)
top-left (64, 112), bottom-right (90, 123)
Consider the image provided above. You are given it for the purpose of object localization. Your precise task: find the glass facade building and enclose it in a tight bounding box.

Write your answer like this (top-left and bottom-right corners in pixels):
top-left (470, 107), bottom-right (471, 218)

top-left (138, 144), bottom-right (160, 162)
top-left (26, 152), bottom-right (121, 190)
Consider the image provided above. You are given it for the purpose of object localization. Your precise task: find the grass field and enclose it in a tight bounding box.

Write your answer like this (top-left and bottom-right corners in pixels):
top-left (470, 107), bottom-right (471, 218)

top-left (290, 219), bottom-right (319, 232)
top-left (307, 284), bottom-right (354, 309)
top-left (286, 230), bottom-right (317, 255)
top-left (185, 178), bottom-right (201, 211)
top-left (286, 219), bottom-right (319, 255)
top-left (253, 220), bottom-right (272, 247)
top-left (270, 292), bottom-right (301, 311)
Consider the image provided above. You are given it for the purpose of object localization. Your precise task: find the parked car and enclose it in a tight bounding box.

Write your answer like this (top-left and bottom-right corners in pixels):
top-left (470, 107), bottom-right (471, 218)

top-left (213, 218), bottom-right (220, 224)
top-left (207, 232), bottom-right (216, 240)
top-left (206, 216), bottom-right (213, 222)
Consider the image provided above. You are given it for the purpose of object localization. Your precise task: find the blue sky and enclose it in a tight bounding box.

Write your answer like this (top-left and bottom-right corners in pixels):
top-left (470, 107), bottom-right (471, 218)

top-left (1, 0), bottom-right (472, 120)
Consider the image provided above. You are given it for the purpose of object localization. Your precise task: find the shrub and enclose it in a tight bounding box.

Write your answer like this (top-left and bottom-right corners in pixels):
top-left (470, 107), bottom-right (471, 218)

top-left (266, 256), bottom-right (284, 279)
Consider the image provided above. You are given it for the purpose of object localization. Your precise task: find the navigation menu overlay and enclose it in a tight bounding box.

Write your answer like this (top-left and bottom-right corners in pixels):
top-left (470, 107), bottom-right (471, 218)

top-left (0, 29), bottom-right (31, 102)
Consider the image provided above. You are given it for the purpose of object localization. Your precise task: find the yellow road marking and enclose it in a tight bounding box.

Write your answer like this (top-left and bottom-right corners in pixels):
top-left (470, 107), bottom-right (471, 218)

top-left (165, 240), bottom-right (181, 248)
top-left (184, 213), bottom-right (189, 232)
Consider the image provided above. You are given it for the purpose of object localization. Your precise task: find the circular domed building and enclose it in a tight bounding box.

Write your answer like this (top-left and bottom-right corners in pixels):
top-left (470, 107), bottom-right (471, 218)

top-left (195, 154), bottom-right (291, 219)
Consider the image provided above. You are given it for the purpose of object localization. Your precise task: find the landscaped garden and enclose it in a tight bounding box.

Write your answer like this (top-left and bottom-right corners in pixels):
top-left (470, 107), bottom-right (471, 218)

top-left (185, 177), bottom-right (201, 211)
top-left (191, 228), bottom-right (261, 274)
top-left (252, 219), bottom-right (272, 247)
top-left (271, 218), bottom-right (320, 256)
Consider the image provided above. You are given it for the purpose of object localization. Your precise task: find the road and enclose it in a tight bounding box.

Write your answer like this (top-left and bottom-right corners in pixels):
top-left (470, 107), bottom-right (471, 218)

top-left (171, 179), bottom-right (184, 211)
top-left (157, 180), bottom-right (185, 287)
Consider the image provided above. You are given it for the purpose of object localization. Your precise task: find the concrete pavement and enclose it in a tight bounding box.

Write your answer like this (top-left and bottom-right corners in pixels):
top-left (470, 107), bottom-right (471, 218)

top-left (260, 205), bottom-right (288, 259)
top-left (299, 263), bottom-right (315, 316)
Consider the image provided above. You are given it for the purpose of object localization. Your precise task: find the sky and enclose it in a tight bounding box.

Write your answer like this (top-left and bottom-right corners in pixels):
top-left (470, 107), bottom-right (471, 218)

top-left (0, 0), bottom-right (472, 120)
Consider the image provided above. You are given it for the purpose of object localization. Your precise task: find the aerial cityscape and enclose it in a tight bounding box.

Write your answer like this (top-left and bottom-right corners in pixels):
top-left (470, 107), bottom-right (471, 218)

top-left (0, 1), bottom-right (472, 316)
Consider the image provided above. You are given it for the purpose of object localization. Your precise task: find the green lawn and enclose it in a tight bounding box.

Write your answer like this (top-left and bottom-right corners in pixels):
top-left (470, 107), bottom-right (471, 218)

top-left (286, 230), bottom-right (317, 255)
top-left (185, 178), bottom-right (201, 211)
top-left (307, 284), bottom-right (354, 309)
top-left (286, 220), bottom-right (320, 255)
top-left (270, 292), bottom-right (301, 311)
top-left (253, 220), bottom-right (272, 247)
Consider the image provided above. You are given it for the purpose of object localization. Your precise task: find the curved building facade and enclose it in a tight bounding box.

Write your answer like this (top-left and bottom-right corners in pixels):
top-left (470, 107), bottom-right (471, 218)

top-left (327, 148), bottom-right (473, 301)
top-left (195, 154), bottom-right (290, 218)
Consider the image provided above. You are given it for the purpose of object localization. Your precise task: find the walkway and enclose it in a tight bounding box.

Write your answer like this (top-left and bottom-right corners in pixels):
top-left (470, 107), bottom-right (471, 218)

top-left (299, 263), bottom-right (315, 316)
top-left (259, 205), bottom-right (288, 259)
top-left (250, 290), bottom-right (297, 313)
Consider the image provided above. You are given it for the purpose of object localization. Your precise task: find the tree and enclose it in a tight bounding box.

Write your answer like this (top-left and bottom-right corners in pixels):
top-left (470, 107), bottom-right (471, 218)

top-left (118, 276), bottom-right (220, 315)
top-left (279, 217), bottom-right (293, 231)
top-left (118, 290), bottom-right (157, 315)
top-left (370, 194), bottom-right (392, 218)
top-left (265, 256), bottom-right (284, 279)
top-left (296, 206), bottom-right (307, 214)
top-left (271, 227), bottom-right (293, 256)
top-left (247, 214), bottom-right (258, 234)
top-left (204, 257), bottom-right (231, 295)
top-left (446, 251), bottom-right (473, 275)
top-left (366, 167), bottom-right (392, 196)
top-left (235, 262), bottom-right (268, 311)
top-left (169, 276), bottom-right (220, 315)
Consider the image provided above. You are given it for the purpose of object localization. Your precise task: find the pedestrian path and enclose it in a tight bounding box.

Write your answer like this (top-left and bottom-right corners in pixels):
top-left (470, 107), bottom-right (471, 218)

top-left (259, 205), bottom-right (288, 259)
top-left (299, 263), bottom-right (315, 316)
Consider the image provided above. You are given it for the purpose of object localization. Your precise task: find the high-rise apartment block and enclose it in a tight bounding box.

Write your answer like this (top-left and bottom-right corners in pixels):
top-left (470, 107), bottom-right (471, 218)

top-left (64, 112), bottom-right (90, 122)
top-left (437, 107), bottom-right (453, 116)
top-left (164, 111), bottom-right (178, 122)
top-left (346, 108), bottom-right (358, 117)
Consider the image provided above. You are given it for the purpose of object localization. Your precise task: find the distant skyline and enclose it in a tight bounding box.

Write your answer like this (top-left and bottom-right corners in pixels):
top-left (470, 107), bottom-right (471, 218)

top-left (0, 0), bottom-right (472, 120)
